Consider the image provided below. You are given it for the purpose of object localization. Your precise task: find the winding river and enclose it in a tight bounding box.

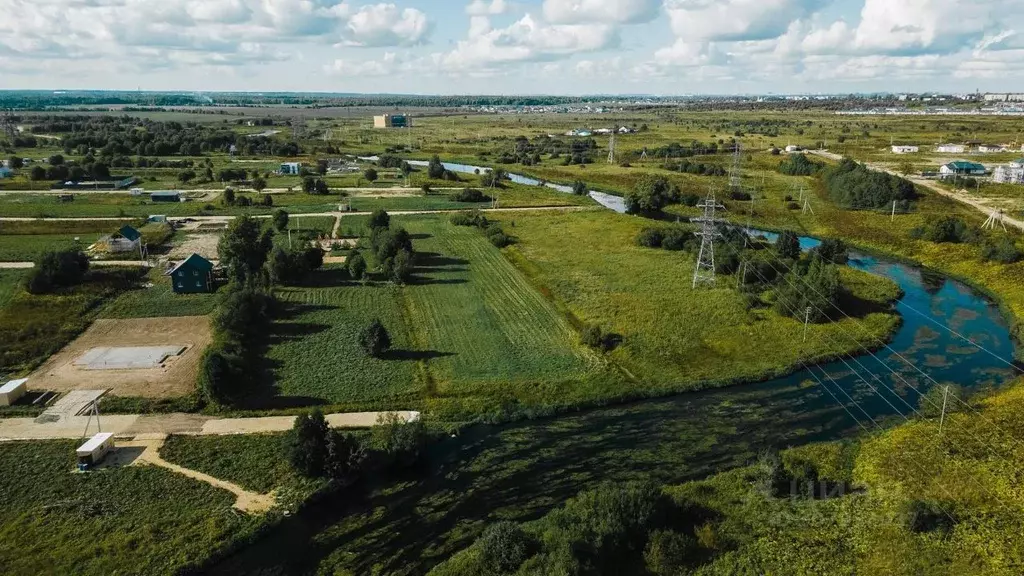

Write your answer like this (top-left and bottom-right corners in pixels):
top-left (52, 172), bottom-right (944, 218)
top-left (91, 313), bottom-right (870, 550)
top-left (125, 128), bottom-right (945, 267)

top-left (211, 161), bottom-right (1019, 575)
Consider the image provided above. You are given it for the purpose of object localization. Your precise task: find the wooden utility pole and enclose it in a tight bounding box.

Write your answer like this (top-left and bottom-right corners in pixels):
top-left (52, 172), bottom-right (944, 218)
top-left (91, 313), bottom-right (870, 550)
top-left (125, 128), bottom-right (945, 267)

top-left (939, 385), bottom-right (950, 436)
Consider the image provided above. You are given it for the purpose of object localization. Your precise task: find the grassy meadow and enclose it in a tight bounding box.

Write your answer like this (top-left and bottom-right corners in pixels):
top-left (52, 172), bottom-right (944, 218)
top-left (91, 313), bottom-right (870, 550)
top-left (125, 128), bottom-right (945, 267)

top-left (502, 209), bottom-right (901, 388)
top-left (0, 440), bottom-right (265, 576)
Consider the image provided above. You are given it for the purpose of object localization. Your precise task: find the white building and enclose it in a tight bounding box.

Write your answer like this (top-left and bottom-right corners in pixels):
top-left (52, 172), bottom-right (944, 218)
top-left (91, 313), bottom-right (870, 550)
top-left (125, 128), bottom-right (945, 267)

top-left (940, 161), bottom-right (987, 177)
top-left (0, 378), bottom-right (27, 406)
top-left (936, 144), bottom-right (966, 154)
top-left (891, 145), bottom-right (919, 154)
top-left (785, 145), bottom-right (802, 153)
top-left (977, 144), bottom-right (1006, 153)
top-left (279, 162), bottom-right (302, 175)
top-left (993, 165), bottom-right (1024, 184)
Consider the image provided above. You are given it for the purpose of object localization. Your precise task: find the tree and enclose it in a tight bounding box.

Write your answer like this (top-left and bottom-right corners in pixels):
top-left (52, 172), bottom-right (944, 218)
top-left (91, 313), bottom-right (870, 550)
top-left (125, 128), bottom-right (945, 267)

top-left (7, 156), bottom-right (23, 169)
top-left (302, 176), bottom-right (315, 194)
top-left (48, 154), bottom-right (64, 166)
top-left (388, 248), bottom-right (413, 283)
top-left (222, 188), bottom-right (236, 206)
top-left (478, 521), bottom-right (534, 574)
top-left (364, 168), bottom-right (379, 183)
top-left (29, 166), bottom-right (46, 181)
top-left (218, 215), bottom-right (274, 284)
top-left (812, 238), bottom-right (848, 265)
top-left (774, 258), bottom-right (841, 323)
top-left (480, 168), bottom-right (507, 188)
top-left (624, 175), bottom-right (673, 214)
top-left (316, 159), bottom-right (328, 175)
top-left (198, 347), bottom-right (242, 405)
top-left (24, 249), bottom-right (90, 294)
top-left (290, 410), bottom-right (329, 477)
top-left (346, 250), bottom-right (367, 280)
top-left (369, 411), bottom-right (427, 468)
top-left (261, 193), bottom-right (273, 207)
top-left (178, 169), bottom-right (195, 184)
top-left (314, 179), bottom-right (329, 195)
top-left (898, 160), bottom-right (916, 177)
top-left (252, 175), bottom-right (267, 193)
top-left (359, 319), bottom-right (391, 357)
top-left (324, 430), bottom-right (366, 482)
top-left (427, 154), bottom-right (446, 179)
top-left (776, 230), bottom-right (801, 260)
top-left (368, 209), bottom-right (390, 230)
top-left (572, 180), bottom-right (588, 196)
top-left (272, 209), bottom-right (289, 232)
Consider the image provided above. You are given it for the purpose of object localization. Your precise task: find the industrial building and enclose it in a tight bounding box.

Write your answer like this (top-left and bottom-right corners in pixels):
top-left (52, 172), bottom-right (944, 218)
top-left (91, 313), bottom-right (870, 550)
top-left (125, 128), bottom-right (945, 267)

top-left (993, 160), bottom-right (1024, 184)
top-left (150, 191), bottom-right (182, 203)
top-left (373, 114), bottom-right (411, 129)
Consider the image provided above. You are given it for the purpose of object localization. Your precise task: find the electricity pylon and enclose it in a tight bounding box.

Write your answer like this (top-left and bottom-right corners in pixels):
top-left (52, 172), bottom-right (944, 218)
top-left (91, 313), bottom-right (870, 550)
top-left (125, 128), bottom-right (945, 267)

top-left (693, 190), bottom-right (725, 289)
top-left (607, 131), bottom-right (617, 164)
top-left (728, 142), bottom-right (742, 192)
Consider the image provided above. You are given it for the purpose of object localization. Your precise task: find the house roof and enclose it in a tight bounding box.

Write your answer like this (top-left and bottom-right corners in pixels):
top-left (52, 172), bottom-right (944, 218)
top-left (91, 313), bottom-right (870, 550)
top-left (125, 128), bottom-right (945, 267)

top-left (0, 378), bottom-right (27, 394)
top-left (167, 253), bottom-right (214, 276)
top-left (150, 191), bottom-right (181, 197)
top-left (117, 225), bottom-right (141, 241)
top-left (945, 161), bottom-right (985, 170)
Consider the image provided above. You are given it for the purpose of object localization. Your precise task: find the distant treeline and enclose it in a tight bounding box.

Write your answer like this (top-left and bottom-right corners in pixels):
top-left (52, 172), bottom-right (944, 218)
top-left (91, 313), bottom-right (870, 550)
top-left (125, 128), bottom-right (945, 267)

top-left (13, 115), bottom-right (300, 157)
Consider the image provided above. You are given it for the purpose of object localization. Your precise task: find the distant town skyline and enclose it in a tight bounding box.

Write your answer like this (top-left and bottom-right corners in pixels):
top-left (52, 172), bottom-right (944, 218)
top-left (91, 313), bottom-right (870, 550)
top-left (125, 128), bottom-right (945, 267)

top-left (2, 0), bottom-right (1023, 95)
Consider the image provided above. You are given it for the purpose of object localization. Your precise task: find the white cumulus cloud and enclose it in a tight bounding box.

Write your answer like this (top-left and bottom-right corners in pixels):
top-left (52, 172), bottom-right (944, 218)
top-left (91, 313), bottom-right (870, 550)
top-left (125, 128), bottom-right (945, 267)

top-left (340, 3), bottom-right (432, 47)
top-left (466, 0), bottom-right (509, 16)
top-left (542, 0), bottom-right (660, 25)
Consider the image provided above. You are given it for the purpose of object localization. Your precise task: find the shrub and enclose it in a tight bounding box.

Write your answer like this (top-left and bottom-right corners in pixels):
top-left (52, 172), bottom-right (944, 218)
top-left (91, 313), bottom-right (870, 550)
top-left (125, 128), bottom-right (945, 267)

top-left (774, 259), bottom-right (840, 323)
top-left (450, 188), bottom-right (490, 202)
top-left (289, 410), bottom-right (329, 478)
top-left (625, 175), bottom-right (674, 214)
top-left (368, 209), bottom-right (390, 231)
top-left (24, 249), bottom-right (90, 294)
top-left (644, 530), bottom-right (696, 576)
top-left (363, 168), bottom-right (378, 183)
top-left (324, 430), bottom-right (366, 483)
top-left (906, 500), bottom-right (956, 534)
top-left (272, 209), bottom-right (289, 232)
top-left (478, 521), bottom-right (535, 574)
top-left (729, 190), bottom-right (752, 201)
top-left (371, 226), bottom-right (412, 262)
top-left (911, 215), bottom-right (974, 244)
top-left (581, 324), bottom-right (620, 352)
top-left (662, 227), bottom-right (693, 251)
top-left (480, 168), bottom-right (507, 188)
top-left (680, 193), bottom-right (700, 207)
top-left (572, 180), bottom-right (588, 196)
top-left (636, 228), bottom-right (664, 248)
top-left (370, 412), bottom-right (428, 469)
top-left (450, 210), bottom-right (488, 228)
top-left (777, 153), bottom-right (824, 176)
top-left (776, 230), bottom-right (801, 260)
top-left (197, 345), bottom-right (242, 406)
top-left (359, 319), bottom-right (391, 357)
top-left (810, 237), bottom-right (849, 265)
top-left (823, 158), bottom-right (916, 209)
top-left (346, 250), bottom-right (367, 280)
top-left (917, 383), bottom-right (965, 418)
top-left (980, 237), bottom-right (1023, 263)
top-left (223, 188), bottom-right (236, 206)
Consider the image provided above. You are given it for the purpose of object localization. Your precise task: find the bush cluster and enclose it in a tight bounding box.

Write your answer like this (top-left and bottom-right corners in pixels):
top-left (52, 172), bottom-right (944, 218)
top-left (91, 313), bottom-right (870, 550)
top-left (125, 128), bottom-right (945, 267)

top-left (910, 215), bottom-right (975, 244)
top-left (823, 158), bottom-right (917, 209)
top-left (24, 249), bottom-right (89, 294)
top-left (777, 153), bottom-right (824, 176)
top-left (200, 287), bottom-right (275, 405)
top-left (450, 188), bottom-right (491, 203)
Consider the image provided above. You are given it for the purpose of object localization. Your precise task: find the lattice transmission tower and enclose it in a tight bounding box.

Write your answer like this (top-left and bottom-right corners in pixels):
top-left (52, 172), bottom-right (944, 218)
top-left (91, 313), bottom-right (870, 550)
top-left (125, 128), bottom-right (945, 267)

top-left (1, 111), bottom-right (17, 141)
top-left (607, 131), bottom-right (616, 164)
top-left (728, 142), bottom-right (742, 192)
top-left (692, 190), bottom-right (726, 288)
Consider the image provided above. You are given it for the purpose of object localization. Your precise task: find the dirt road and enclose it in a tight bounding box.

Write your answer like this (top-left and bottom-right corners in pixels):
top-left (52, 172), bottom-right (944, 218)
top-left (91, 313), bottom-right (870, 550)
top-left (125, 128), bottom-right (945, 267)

top-left (0, 260), bottom-right (153, 268)
top-left (808, 150), bottom-right (1024, 232)
top-left (0, 410), bottom-right (421, 441)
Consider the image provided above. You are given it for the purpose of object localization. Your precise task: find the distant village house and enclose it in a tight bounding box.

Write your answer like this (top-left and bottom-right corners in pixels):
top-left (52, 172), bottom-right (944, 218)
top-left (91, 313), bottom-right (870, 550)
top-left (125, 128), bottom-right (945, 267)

top-left (891, 145), bottom-right (919, 154)
top-left (939, 161), bottom-right (987, 178)
top-left (168, 253), bottom-right (215, 294)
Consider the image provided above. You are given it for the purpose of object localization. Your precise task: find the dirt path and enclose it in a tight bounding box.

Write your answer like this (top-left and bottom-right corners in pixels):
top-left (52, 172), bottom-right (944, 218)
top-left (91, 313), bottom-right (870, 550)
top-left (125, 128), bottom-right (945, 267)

top-left (122, 434), bottom-right (275, 514)
top-left (0, 260), bottom-right (153, 268)
top-left (808, 149), bottom-right (1024, 232)
top-left (331, 214), bottom-right (342, 238)
top-left (0, 410), bottom-right (421, 440)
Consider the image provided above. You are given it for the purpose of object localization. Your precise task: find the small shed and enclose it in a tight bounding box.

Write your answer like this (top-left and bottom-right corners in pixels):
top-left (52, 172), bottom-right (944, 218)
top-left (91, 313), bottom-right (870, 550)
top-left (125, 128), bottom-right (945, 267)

top-left (0, 378), bottom-right (27, 406)
top-left (151, 191), bottom-right (182, 203)
top-left (168, 253), bottom-right (215, 294)
top-left (279, 162), bottom-right (302, 175)
top-left (77, 432), bottom-right (115, 470)
top-left (103, 225), bottom-right (142, 253)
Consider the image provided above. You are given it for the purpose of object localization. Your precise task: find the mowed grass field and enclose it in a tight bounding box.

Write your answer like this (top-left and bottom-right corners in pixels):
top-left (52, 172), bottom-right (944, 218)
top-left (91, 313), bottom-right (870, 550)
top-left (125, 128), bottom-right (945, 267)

top-left (503, 209), bottom-right (901, 389)
top-left (262, 276), bottom-right (422, 410)
top-left (0, 440), bottom-right (264, 576)
top-left (395, 216), bottom-right (603, 410)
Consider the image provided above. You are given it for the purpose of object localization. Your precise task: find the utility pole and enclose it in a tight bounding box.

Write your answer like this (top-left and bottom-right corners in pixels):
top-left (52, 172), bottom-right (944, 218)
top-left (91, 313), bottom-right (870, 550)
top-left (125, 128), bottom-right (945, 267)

top-left (803, 307), bottom-right (812, 342)
top-left (692, 189), bottom-right (725, 289)
top-left (939, 385), bottom-right (950, 436)
top-left (891, 200), bottom-right (897, 222)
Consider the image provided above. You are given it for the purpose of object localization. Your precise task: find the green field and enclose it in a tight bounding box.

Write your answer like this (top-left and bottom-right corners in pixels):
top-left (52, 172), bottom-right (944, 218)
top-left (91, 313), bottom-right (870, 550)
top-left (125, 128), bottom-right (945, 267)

top-left (0, 269), bottom-right (23, 310)
top-left (261, 275), bottom-right (422, 410)
top-left (0, 440), bottom-right (264, 576)
top-left (396, 215), bottom-right (603, 411)
top-left (503, 209), bottom-right (901, 388)
top-left (0, 233), bottom-right (102, 261)
top-left (99, 268), bottom-right (219, 319)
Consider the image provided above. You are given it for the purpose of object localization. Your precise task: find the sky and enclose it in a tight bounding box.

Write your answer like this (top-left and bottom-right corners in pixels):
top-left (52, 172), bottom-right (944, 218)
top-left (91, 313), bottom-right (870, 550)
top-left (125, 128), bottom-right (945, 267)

top-left (1, 0), bottom-right (1023, 95)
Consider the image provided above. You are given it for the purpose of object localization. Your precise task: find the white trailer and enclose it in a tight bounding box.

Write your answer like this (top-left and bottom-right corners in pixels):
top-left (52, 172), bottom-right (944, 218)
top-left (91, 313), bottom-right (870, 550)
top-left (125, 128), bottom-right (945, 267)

top-left (76, 432), bottom-right (115, 470)
top-left (0, 378), bottom-right (27, 406)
